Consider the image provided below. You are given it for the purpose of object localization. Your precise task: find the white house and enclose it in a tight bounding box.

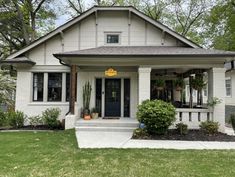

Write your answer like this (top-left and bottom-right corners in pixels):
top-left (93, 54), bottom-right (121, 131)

top-left (1, 6), bottom-right (235, 131)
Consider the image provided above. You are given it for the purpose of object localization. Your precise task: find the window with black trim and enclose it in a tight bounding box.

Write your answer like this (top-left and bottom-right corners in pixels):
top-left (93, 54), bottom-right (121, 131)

top-left (33, 73), bottom-right (44, 101)
top-left (48, 73), bottom-right (62, 101)
top-left (226, 78), bottom-right (232, 97)
top-left (107, 34), bottom-right (119, 44)
top-left (95, 78), bottom-right (102, 117)
top-left (124, 79), bottom-right (130, 117)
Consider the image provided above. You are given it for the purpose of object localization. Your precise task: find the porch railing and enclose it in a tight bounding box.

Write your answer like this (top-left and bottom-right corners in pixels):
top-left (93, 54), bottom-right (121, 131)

top-left (173, 108), bottom-right (213, 129)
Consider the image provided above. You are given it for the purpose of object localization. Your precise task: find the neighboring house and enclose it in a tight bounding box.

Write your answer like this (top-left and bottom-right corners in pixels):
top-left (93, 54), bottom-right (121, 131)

top-left (225, 61), bottom-right (235, 119)
top-left (1, 6), bottom-right (235, 131)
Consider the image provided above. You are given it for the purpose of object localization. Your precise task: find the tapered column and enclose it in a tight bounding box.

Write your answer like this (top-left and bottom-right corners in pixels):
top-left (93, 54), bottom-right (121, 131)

top-left (70, 65), bottom-right (77, 115)
top-left (138, 67), bottom-right (151, 104)
top-left (208, 68), bottom-right (226, 132)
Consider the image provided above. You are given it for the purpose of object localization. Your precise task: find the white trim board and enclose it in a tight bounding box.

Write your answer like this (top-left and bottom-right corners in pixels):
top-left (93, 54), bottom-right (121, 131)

top-left (7, 6), bottom-right (199, 60)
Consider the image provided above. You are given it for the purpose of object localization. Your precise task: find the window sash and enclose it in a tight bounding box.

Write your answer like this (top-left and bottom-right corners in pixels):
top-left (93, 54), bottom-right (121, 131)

top-left (107, 34), bottom-right (119, 44)
top-left (225, 79), bottom-right (231, 96)
top-left (33, 73), bottom-right (44, 101)
top-left (48, 73), bottom-right (62, 102)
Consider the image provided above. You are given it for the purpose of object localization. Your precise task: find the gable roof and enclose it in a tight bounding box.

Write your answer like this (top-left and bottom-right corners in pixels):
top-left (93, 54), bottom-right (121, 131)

top-left (6, 6), bottom-right (200, 60)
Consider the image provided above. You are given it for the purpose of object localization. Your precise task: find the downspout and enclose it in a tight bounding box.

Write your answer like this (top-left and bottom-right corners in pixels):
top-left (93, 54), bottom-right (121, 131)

top-left (58, 30), bottom-right (73, 115)
top-left (59, 59), bottom-right (72, 115)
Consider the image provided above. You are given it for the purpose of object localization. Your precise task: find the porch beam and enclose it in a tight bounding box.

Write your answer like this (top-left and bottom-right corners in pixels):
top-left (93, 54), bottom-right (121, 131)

top-left (70, 65), bottom-right (77, 115)
top-left (182, 69), bottom-right (206, 78)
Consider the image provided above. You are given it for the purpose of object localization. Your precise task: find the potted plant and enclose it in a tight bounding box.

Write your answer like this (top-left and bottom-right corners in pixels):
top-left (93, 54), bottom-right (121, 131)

top-left (91, 107), bottom-right (99, 119)
top-left (174, 78), bottom-right (185, 91)
top-left (155, 79), bottom-right (165, 90)
top-left (191, 77), bottom-right (206, 91)
top-left (207, 97), bottom-right (222, 121)
top-left (83, 81), bottom-right (92, 120)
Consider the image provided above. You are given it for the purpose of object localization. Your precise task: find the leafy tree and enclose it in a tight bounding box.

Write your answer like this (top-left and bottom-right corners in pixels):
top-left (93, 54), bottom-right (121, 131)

top-left (203, 0), bottom-right (235, 50)
top-left (0, 0), bottom-right (57, 59)
top-left (0, 70), bottom-right (16, 108)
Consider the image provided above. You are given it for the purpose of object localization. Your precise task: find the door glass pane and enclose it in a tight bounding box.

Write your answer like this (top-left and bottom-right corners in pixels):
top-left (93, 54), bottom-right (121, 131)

top-left (124, 79), bottom-right (130, 117)
top-left (96, 79), bottom-right (102, 117)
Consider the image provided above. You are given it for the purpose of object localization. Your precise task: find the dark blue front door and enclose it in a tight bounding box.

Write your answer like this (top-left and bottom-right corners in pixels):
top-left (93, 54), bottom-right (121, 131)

top-left (105, 79), bottom-right (121, 117)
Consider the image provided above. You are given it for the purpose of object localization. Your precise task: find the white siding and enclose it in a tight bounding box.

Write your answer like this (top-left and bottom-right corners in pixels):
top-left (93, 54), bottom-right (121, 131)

top-left (77, 71), bottom-right (138, 118)
top-left (225, 71), bottom-right (235, 106)
top-left (16, 10), bottom-right (191, 120)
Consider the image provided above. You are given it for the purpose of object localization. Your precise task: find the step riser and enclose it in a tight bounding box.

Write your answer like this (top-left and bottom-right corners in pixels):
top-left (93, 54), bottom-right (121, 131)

top-left (76, 128), bottom-right (136, 132)
top-left (75, 123), bottom-right (139, 127)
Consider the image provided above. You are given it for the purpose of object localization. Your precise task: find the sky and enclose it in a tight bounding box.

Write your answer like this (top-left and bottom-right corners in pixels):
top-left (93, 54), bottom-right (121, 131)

top-left (55, 0), bottom-right (94, 27)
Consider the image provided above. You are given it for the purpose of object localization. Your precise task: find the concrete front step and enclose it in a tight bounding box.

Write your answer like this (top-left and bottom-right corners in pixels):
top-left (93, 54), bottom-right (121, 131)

top-left (75, 118), bottom-right (139, 132)
top-left (76, 126), bottom-right (137, 132)
top-left (75, 122), bottom-right (139, 127)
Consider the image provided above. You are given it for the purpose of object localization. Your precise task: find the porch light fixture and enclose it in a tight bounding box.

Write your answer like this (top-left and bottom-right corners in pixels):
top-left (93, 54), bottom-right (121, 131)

top-left (105, 67), bottom-right (117, 77)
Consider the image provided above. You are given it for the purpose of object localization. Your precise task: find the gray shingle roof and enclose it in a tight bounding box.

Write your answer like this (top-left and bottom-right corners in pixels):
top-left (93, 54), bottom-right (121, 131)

top-left (54, 46), bottom-right (235, 57)
top-left (0, 57), bottom-right (35, 65)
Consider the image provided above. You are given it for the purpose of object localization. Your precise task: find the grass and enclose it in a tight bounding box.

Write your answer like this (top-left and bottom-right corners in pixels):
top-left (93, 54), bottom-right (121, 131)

top-left (1, 130), bottom-right (235, 177)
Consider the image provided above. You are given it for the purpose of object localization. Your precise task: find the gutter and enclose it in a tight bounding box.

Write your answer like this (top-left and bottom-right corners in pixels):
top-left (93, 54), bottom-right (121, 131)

top-left (59, 59), bottom-right (72, 116)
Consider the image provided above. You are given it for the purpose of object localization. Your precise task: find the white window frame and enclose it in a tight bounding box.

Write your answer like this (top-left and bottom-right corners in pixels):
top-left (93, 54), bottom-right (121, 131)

top-left (104, 32), bottom-right (121, 45)
top-left (225, 77), bottom-right (232, 97)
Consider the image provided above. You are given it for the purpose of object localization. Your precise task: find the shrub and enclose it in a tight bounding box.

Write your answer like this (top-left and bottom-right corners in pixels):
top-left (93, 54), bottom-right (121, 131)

top-left (132, 128), bottom-right (149, 139)
top-left (42, 108), bottom-right (61, 129)
top-left (176, 123), bottom-right (188, 135)
top-left (6, 111), bottom-right (26, 128)
top-left (230, 114), bottom-right (235, 132)
top-left (200, 121), bottom-right (219, 135)
top-left (28, 115), bottom-right (42, 127)
top-left (0, 110), bottom-right (6, 127)
top-left (137, 100), bottom-right (176, 135)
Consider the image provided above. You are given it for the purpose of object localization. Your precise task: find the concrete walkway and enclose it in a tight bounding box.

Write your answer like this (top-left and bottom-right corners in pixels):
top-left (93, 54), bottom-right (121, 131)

top-left (76, 128), bottom-right (235, 149)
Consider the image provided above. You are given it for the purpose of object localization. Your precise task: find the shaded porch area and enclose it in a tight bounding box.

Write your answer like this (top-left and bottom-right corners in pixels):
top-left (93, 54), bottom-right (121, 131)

top-left (53, 46), bottom-right (229, 132)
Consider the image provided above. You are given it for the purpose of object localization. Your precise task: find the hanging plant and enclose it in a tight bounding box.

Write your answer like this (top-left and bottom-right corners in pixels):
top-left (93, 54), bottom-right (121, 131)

top-left (191, 77), bottom-right (206, 91)
top-left (173, 78), bottom-right (185, 91)
top-left (155, 79), bottom-right (165, 90)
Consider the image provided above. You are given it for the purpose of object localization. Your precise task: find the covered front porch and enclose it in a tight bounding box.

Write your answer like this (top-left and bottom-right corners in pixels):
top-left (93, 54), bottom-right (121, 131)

top-left (53, 46), bottom-right (229, 132)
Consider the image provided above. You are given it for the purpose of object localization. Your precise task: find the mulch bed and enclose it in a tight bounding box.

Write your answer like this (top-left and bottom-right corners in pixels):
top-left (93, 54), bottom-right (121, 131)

top-left (0, 125), bottom-right (64, 131)
top-left (133, 129), bottom-right (235, 142)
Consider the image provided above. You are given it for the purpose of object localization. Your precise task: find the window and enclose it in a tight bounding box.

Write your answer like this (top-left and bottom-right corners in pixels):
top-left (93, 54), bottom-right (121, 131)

top-left (95, 78), bottom-right (102, 117)
top-left (66, 73), bottom-right (77, 102)
top-left (226, 78), bottom-right (232, 97)
top-left (124, 79), bottom-right (130, 117)
top-left (33, 73), bottom-right (44, 101)
top-left (48, 73), bottom-right (62, 101)
top-left (106, 34), bottom-right (119, 44)
top-left (203, 86), bottom-right (208, 97)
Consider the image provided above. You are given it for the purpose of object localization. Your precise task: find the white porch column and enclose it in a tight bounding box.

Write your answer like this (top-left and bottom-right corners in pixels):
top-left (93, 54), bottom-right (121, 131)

top-left (208, 68), bottom-right (226, 132)
top-left (138, 67), bottom-right (151, 104)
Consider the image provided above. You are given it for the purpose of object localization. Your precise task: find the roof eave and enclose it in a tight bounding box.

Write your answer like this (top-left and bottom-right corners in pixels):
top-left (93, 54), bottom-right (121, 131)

top-left (53, 54), bottom-right (235, 58)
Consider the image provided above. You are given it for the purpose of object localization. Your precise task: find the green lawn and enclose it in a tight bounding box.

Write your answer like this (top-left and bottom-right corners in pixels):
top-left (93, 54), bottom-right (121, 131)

top-left (1, 130), bottom-right (235, 177)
